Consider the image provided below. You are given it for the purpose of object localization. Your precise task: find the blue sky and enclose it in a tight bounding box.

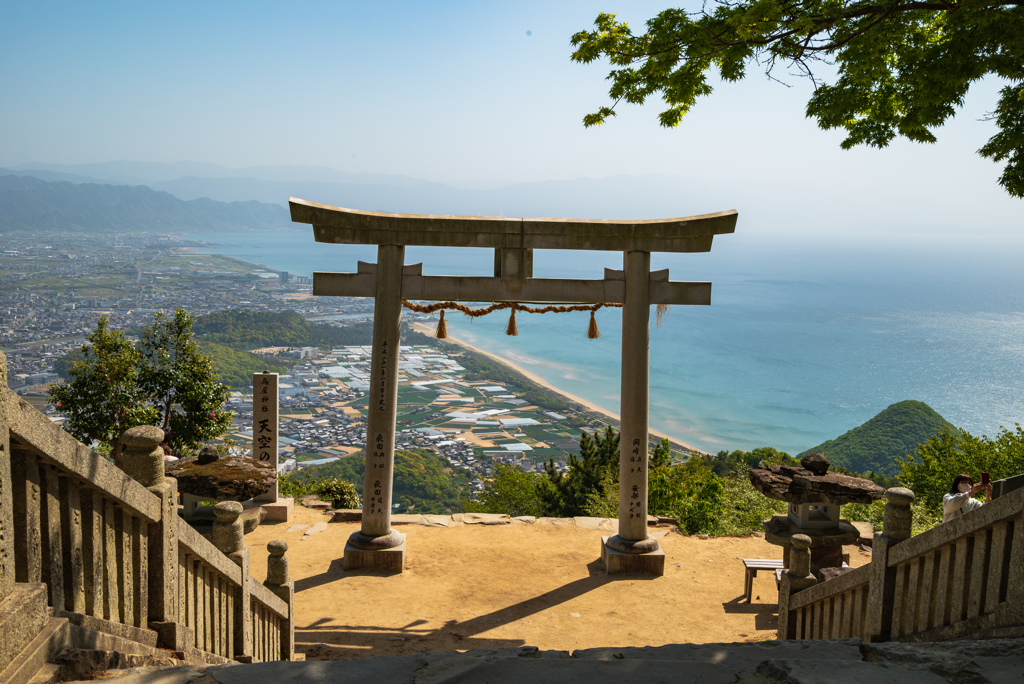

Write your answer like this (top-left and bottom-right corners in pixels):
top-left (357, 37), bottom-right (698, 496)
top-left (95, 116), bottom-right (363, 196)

top-left (1, 0), bottom-right (1020, 233)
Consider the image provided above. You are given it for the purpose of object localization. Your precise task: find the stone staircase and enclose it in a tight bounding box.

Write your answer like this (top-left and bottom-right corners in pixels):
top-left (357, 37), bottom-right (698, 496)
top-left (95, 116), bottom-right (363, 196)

top-left (60, 638), bottom-right (1024, 683)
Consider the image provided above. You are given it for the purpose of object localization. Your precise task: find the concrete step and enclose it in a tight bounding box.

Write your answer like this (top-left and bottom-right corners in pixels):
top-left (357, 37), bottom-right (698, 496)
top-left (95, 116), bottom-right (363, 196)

top-left (59, 638), bottom-right (1024, 684)
top-left (23, 663), bottom-right (60, 684)
top-left (0, 617), bottom-right (72, 684)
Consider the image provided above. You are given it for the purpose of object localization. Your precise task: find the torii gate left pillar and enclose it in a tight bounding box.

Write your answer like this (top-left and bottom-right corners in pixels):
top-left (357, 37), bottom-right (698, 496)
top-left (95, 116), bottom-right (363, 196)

top-left (343, 243), bottom-right (408, 571)
top-left (289, 198), bottom-right (737, 575)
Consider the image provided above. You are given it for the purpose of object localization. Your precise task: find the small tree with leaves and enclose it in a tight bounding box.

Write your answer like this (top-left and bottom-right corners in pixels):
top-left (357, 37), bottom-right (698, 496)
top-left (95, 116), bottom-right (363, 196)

top-left (138, 309), bottom-right (234, 454)
top-left (49, 317), bottom-right (159, 462)
top-left (51, 309), bottom-right (234, 461)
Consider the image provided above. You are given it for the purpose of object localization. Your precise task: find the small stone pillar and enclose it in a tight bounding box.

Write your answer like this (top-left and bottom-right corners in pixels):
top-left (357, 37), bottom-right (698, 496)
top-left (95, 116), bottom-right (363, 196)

top-left (264, 541), bottom-right (294, 661)
top-left (602, 250), bottom-right (664, 575)
top-left (0, 351), bottom-right (13, 601)
top-left (214, 502), bottom-right (252, 660)
top-left (120, 427), bottom-right (186, 648)
top-left (865, 487), bottom-right (915, 642)
top-left (344, 244), bottom-right (406, 573)
top-left (778, 534), bottom-right (818, 639)
top-left (122, 426), bottom-right (165, 488)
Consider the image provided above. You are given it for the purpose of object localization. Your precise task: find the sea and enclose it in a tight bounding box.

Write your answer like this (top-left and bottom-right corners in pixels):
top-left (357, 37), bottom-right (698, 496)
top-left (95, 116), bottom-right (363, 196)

top-left (182, 229), bottom-right (1024, 456)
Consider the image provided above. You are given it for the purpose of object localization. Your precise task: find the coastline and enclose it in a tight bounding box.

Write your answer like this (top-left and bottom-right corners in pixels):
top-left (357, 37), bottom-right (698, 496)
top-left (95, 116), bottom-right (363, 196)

top-left (410, 322), bottom-right (706, 455)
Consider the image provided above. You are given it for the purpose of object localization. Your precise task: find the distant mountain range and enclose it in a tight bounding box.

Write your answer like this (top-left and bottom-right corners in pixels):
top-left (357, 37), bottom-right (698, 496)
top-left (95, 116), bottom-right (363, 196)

top-left (0, 174), bottom-right (290, 233)
top-left (1, 161), bottom-right (717, 221)
top-left (798, 400), bottom-right (958, 477)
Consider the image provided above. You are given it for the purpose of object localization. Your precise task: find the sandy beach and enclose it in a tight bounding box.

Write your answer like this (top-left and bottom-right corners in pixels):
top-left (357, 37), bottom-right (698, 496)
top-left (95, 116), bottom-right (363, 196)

top-left (410, 322), bottom-right (706, 454)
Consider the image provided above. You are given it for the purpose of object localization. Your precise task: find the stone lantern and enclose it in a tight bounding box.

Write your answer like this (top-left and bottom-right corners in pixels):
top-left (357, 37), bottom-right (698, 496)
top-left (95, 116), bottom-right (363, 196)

top-left (749, 453), bottom-right (884, 578)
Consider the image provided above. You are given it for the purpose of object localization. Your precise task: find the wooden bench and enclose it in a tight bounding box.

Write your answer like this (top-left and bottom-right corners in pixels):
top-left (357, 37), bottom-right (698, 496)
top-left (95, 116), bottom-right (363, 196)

top-left (742, 558), bottom-right (784, 602)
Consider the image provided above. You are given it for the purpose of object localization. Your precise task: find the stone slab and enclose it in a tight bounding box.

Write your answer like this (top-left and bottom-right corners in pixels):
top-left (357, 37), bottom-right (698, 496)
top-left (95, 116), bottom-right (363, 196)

top-left (463, 513), bottom-right (511, 525)
top-left (850, 521), bottom-right (874, 545)
top-left (601, 536), bottom-right (665, 576)
top-left (420, 515), bottom-right (453, 527)
top-left (574, 639), bottom-right (864, 664)
top-left (390, 514), bottom-right (424, 525)
top-left (538, 517), bottom-right (574, 526)
top-left (331, 509), bottom-right (361, 522)
top-left (259, 497), bottom-right (294, 523)
top-left (303, 500), bottom-right (332, 511)
top-left (303, 522), bottom-right (328, 537)
top-left (512, 516), bottom-right (536, 524)
top-left (573, 517), bottom-right (610, 530)
top-left (285, 524), bottom-right (309, 534)
top-left (343, 541), bottom-right (406, 573)
top-left (758, 659), bottom-right (947, 683)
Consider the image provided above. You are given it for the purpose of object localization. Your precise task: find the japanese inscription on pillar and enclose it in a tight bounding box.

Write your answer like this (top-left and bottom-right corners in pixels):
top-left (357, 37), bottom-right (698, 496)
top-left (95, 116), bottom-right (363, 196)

top-left (252, 372), bottom-right (279, 465)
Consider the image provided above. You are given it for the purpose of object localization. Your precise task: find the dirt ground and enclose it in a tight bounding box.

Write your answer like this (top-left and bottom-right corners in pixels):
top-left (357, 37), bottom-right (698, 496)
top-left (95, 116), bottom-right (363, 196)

top-left (243, 506), bottom-right (871, 660)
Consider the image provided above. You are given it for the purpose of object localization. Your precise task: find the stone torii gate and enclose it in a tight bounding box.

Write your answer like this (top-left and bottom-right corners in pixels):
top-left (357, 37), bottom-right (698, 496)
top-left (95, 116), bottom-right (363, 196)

top-left (289, 198), bottom-right (737, 575)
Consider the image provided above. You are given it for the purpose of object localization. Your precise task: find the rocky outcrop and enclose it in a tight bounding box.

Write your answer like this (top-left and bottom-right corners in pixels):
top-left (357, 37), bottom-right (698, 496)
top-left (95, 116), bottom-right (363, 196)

top-left (749, 454), bottom-right (884, 505)
top-left (166, 457), bottom-right (275, 502)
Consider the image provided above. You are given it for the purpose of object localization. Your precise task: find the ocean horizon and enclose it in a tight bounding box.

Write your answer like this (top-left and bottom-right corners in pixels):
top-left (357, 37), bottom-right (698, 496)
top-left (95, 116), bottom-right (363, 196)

top-left (183, 229), bottom-right (1024, 457)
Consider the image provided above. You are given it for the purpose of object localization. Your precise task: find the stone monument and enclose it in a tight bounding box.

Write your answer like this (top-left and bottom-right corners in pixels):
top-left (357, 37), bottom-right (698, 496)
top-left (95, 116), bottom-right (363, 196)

top-left (251, 371), bottom-right (292, 522)
top-left (749, 453), bottom-right (884, 578)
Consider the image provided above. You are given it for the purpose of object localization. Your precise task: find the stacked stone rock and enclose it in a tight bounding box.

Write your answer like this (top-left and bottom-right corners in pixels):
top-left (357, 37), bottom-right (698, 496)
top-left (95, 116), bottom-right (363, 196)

top-left (748, 453), bottom-right (885, 578)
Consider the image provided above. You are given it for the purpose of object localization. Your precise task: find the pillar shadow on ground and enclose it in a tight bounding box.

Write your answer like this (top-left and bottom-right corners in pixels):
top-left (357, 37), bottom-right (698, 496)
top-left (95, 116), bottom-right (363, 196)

top-left (721, 597), bottom-right (778, 632)
top-left (295, 558), bottom-right (659, 659)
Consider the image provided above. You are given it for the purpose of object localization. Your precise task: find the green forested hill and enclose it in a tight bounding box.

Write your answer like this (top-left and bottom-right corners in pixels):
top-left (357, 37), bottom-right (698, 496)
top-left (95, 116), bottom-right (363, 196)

top-left (196, 341), bottom-right (291, 388)
top-left (55, 339), bottom-right (290, 389)
top-left (0, 174), bottom-right (289, 232)
top-left (291, 449), bottom-right (472, 514)
top-left (192, 310), bottom-right (374, 350)
top-left (798, 400), bottom-right (958, 477)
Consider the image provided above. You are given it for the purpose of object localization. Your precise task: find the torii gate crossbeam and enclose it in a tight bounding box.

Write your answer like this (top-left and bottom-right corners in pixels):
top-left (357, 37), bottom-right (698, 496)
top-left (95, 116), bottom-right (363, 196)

top-left (289, 198), bottom-right (737, 575)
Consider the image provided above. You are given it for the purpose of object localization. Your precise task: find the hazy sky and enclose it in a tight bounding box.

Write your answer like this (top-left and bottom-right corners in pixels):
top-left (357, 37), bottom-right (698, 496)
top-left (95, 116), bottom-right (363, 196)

top-left (2, 0), bottom-right (1020, 233)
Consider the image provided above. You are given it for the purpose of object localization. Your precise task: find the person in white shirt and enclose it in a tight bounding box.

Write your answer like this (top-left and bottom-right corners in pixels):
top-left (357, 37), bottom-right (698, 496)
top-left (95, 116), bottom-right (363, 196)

top-left (943, 474), bottom-right (991, 523)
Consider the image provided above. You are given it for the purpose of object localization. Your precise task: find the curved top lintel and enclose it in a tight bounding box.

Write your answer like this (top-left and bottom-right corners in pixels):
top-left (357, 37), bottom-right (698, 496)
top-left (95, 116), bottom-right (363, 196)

top-left (288, 197), bottom-right (737, 253)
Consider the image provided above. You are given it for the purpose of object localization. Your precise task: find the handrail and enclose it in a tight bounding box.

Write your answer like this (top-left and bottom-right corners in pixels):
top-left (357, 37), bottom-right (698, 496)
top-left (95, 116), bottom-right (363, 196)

top-left (177, 518), bottom-right (243, 585)
top-left (250, 580), bottom-right (288, 619)
top-left (888, 486), bottom-right (1024, 567)
top-left (4, 390), bottom-right (160, 522)
top-left (789, 563), bottom-right (871, 611)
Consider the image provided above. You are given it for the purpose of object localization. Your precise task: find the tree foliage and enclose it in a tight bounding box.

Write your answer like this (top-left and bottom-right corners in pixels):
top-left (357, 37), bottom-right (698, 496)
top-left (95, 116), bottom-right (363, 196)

top-left (192, 310), bottom-right (375, 350)
top-left (50, 310), bottom-right (234, 458)
top-left (463, 464), bottom-right (548, 517)
top-left (49, 317), bottom-right (159, 459)
top-left (571, 2), bottom-right (1024, 197)
top-left (897, 424), bottom-right (1024, 513)
top-left (138, 309), bottom-right (234, 450)
top-left (292, 449), bottom-right (472, 514)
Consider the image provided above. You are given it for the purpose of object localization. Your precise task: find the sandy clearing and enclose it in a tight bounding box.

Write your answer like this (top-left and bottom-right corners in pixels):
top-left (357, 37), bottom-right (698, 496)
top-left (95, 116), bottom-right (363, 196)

top-left (244, 506), bottom-right (871, 660)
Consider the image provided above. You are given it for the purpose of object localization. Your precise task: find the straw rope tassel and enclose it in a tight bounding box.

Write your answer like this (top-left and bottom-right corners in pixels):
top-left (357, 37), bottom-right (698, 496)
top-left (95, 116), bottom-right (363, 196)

top-left (505, 305), bottom-right (519, 336)
top-left (435, 309), bottom-right (448, 339)
top-left (587, 310), bottom-right (601, 339)
top-left (656, 303), bottom-right (671, 328)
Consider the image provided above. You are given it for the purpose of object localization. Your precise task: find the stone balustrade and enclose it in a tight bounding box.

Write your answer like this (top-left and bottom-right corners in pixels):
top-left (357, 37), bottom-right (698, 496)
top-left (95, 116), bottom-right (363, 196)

top-left (0, 351), bottom-right (295, 676)
top-left (778, 483), bottom-right (1024, 643)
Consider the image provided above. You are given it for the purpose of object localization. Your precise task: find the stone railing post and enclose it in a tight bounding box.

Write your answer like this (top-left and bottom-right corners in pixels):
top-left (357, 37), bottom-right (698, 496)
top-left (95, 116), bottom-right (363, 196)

top-left (778, 534), bottom-right (817, 639)
top-left (264, 540), bottom-right (294, 661)
top-left (865, 487), bottom-right (914, 642)
top-left (0, 352), bottom-right (13, 602)
top-left (122, 426), bottom-right (188, 651)
top-left (214, 501), bottom-right (252, 661)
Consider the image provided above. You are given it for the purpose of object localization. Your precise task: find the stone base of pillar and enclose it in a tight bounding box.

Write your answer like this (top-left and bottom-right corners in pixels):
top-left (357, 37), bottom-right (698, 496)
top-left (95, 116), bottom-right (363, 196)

top-left (601, 536), bottom-right (665, 576)
top-left (343, 541), bottom-right (406, 573)
top-left (255, 497), bottom-right (293, 523)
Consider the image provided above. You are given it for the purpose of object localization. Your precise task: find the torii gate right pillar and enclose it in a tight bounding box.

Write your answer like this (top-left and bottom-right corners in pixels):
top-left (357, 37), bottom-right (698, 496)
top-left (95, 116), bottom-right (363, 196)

top-left (602, 250), bottom-right (665, 575)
